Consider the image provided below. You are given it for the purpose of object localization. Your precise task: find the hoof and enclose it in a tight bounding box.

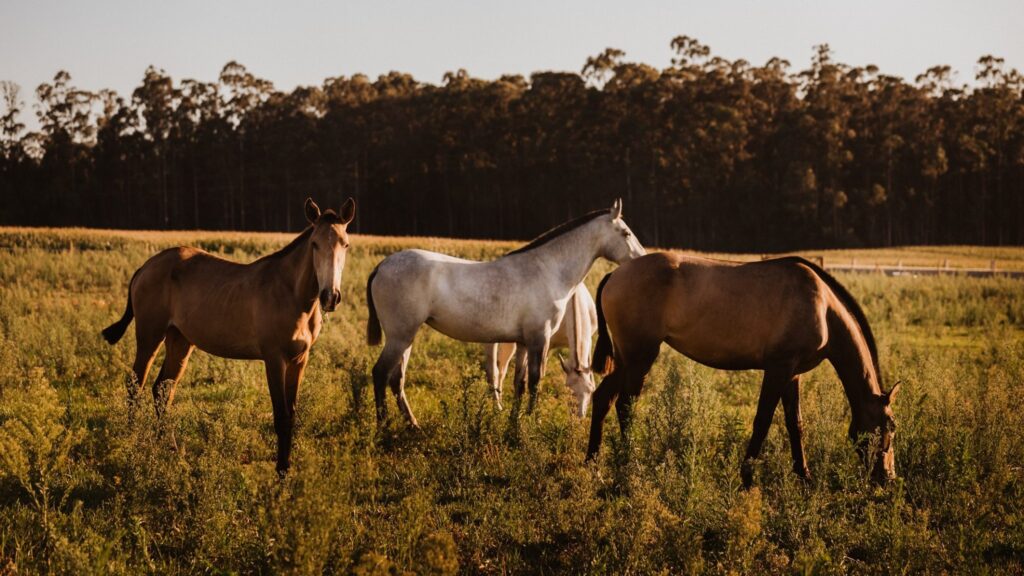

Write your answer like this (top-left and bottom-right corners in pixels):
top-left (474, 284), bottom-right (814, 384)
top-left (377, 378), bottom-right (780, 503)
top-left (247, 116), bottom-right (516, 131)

top-left (740, 460), bottom-right (755, 489)
top-left (794, 467), bottom-right (813, 484)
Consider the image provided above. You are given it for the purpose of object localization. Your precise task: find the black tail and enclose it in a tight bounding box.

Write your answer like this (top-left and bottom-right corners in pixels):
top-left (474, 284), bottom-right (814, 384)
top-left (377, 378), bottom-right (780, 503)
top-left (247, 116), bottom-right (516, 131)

top-left (592, 273), bottom-right (614, 375)
top-left (366, 265), bottom-right (382, 346)
top-left (782, 256), bottom-right (880, 380)
top-left (102, 269), bottom-right (138, 345)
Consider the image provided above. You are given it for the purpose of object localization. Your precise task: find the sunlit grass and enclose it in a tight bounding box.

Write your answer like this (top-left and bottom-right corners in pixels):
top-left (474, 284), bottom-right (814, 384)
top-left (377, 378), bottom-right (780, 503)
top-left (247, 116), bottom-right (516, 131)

top-left (0, 227), bottom-right (1022, 574)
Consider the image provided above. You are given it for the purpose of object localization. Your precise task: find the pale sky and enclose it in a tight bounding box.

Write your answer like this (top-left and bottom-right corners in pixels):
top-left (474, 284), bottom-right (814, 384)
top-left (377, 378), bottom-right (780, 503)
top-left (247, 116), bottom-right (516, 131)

top-left (2, 0), bottom-right (1022, 127)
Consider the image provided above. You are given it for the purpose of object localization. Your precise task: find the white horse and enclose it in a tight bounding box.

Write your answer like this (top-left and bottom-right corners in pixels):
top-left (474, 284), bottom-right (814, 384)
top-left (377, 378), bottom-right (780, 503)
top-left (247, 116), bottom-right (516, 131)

top-left (484, 283), bottom-right (597, 417)
top-left (366, 199), bottom-right (645, 426)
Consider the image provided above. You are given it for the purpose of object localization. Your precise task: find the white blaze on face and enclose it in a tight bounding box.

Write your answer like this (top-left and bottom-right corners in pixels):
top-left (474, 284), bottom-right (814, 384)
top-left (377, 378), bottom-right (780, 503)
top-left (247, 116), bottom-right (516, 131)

top-left (313, 224), bottom-right (349, 311)
top-left (559, 353), bottom-right (595, 418)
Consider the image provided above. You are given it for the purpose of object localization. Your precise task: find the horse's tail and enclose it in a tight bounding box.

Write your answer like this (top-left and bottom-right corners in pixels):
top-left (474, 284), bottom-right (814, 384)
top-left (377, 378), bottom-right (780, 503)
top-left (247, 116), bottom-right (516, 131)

top-left (102, 269), bottom-right (139, 345)
top-left (592, 273), bottom-right (615, 375)
top-left (787, 256), bottom-right (880, 380)
top-left (366, 265), bottom-right (382, 346)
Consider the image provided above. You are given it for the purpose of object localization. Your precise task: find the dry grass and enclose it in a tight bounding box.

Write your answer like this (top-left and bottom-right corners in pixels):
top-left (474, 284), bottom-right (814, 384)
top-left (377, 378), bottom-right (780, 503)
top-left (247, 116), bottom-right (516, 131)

top-left (0, 227), bottom-right (1022, 574)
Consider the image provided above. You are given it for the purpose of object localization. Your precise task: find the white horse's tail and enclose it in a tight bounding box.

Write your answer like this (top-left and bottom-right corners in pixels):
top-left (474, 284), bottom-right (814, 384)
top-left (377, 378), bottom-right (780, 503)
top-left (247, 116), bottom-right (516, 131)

top-left (366, 265), bottom-right (383, 345)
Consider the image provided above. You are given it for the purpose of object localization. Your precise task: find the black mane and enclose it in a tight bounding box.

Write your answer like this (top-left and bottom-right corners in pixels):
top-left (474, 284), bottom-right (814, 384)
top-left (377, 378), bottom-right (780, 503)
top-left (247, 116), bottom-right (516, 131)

top-left (505, 209), bottom-right (610, 256)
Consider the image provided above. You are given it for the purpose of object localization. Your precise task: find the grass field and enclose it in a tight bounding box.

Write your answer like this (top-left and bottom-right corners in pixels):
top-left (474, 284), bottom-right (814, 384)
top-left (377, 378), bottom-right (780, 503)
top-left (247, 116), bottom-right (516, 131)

top-left (1, 227), bottom-right (1022, 574)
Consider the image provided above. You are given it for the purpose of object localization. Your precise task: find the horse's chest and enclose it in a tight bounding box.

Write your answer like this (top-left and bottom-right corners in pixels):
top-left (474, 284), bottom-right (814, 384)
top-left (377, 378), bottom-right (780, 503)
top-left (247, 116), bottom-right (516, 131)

top-left (285, 312), bottom-right (320, 361)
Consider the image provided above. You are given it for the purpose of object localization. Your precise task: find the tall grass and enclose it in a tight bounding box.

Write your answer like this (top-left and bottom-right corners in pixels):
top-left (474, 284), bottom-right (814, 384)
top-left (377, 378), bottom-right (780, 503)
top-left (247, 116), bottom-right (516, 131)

top-left (0, 228), bottom-right (1021, 574)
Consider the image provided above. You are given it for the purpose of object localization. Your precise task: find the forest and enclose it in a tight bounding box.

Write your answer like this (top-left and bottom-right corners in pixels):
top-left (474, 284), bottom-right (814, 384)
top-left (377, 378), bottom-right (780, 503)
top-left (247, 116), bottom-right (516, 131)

top-left (1, 37), bottom-right (1022, 251)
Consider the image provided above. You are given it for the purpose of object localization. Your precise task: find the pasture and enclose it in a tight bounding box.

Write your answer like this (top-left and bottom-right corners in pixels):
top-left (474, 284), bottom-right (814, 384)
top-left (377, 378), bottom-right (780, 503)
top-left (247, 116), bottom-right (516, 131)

top-left (0, 228), bottom-right (1022, 574)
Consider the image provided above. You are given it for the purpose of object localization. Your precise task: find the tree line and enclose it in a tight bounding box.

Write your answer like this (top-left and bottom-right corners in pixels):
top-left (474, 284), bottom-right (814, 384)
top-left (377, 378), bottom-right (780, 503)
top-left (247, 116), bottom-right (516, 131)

top-left (1, 37), bottom-right (1022, 251)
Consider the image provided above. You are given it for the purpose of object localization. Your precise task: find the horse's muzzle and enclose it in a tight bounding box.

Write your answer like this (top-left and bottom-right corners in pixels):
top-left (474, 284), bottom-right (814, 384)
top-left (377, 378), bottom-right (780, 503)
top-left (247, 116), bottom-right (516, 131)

top-left (320, 289), bottom-right (341, 312)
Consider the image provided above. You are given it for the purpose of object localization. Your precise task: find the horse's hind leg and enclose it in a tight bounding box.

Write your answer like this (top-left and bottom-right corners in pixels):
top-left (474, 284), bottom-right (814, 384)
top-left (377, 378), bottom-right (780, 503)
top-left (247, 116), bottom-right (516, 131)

top-left (511, 345), bottom-right (528, 399)
top-left (780, 375), bottom-right (811, 481)
top-left (586, 369), bottom-right (623, 460)
top-left (391, 345), bottom-right (419, 427)
top-left (613, 344), bottom-right (660, 438)
top-left (741, 367), bottom-right (790, 488)
top-left (486, 342), bottom-right (515, 410)
top-left (525, 339), bottom-right (551, 413)
top-left (129, 322), bottom-right (164, 416)
top-left (152, 326), bottom-right (195, 420)
top-left (373, 339), bottom-right (415, 426)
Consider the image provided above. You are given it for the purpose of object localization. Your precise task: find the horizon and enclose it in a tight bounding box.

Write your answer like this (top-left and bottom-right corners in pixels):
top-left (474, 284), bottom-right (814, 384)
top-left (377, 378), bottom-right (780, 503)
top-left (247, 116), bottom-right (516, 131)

top-left (2, 0), bottom-right (1022, 131)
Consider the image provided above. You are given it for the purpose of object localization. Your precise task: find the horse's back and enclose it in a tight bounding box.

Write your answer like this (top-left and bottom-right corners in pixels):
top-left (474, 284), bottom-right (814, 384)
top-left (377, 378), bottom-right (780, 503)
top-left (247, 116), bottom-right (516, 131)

top-left (605, 252), bottom-right (829, 370)
top-left (372, 248), bottom-right (545, 343)
top-left (130, 247), bottom-right (264, 358)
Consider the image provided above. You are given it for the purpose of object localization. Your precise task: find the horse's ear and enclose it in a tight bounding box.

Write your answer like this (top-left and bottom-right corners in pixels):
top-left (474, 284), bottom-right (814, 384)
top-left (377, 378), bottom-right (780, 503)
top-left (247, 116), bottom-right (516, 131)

top-left (885, 382), bottom-right (902, 405)
top-left (305, 198), bottom-right (321, 223)
top-left (610, 198), bottom-right (623, 219)
top-left (557, 353), bottom-right (571, 374)
top-left (339, 197), bottom-right (356, 225)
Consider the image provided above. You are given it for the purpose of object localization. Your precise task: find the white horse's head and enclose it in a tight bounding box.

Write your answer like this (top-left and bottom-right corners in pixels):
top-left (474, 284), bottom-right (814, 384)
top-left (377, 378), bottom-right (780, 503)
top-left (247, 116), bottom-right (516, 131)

top-left (596, 198), bottom-right (646, 263)
top-left (558, 353), bottom-right (595, 418)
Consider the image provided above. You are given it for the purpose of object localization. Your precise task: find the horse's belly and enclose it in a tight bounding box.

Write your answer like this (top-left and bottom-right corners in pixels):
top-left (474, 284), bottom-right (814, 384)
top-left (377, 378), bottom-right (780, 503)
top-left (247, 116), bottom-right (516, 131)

top-left (665, 334), bottom-right (764, 371)
top-left (425, 315), bottom-right (518, 344)
top-left (172, 303), bottom-right (263, 360)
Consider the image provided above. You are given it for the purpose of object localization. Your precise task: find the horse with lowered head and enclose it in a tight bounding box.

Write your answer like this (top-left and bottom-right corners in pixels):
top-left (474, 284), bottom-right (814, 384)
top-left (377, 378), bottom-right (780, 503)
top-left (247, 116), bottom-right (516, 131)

top-left (102, 198), bottom-right (355, 475)
top-left (484, 283), bottom-right (598, 417)
top-left (589, 252), bottom-right (900, 486)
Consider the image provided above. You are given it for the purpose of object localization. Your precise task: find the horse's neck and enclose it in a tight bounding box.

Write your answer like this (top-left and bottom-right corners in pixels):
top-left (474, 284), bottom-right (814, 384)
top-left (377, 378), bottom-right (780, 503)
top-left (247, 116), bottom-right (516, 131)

top-left (563, 291), bottom-right (581, 366)
top-left (828, 310), bottom-right (880, 418)
top-left (525, 223), bottom-right (602, 295)
top-left (273, 240), bottom-right (318, 309)
top-left (566, 289), bottom-right (588, 368)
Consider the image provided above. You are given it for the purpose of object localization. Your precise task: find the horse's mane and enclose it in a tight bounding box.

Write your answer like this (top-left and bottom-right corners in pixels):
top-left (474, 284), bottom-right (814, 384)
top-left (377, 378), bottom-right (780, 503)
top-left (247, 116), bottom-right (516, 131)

top-left (505, 209), bottom-right (610, 256)
top-left (257, 210), bottom-right (345, 263)
top-left (779, 256), bottom-right (881, 383)
top-left (256, 226), bottom-right (313, 262)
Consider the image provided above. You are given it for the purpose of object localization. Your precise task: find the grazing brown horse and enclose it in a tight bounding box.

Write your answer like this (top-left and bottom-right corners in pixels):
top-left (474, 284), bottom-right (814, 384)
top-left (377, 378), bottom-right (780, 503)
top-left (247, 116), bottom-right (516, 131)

top-left (102, 198), bottom-right (355, 474)
top-left (589, 252), bottom-right (900, 486)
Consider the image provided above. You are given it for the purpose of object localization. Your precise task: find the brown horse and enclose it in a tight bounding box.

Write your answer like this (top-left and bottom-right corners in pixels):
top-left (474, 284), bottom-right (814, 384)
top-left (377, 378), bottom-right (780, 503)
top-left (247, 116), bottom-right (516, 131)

top-left (102, 198), bottom-right (355, 474)
top-left (589, 252), bottom-right (900, 486)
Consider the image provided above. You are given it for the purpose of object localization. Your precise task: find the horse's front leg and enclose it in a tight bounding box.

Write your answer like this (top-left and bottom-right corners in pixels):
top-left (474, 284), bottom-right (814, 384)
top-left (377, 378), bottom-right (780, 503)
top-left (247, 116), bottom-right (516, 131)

top-left (781, 375), bottom-right (811, 481)
top-left (525, 338), bottom-right (551, 413)
top-left (285, 356), bottom-right (307, 425)
top-left (264, 357), bottom-right (292, 476)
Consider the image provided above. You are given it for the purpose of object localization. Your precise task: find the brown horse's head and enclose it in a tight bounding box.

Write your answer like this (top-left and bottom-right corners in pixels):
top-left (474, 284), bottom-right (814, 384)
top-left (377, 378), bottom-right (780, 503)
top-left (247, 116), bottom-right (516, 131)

top-left (850, 382), bottom-right (901, 484)
top-left (305, 197), bottom-right (356, 312)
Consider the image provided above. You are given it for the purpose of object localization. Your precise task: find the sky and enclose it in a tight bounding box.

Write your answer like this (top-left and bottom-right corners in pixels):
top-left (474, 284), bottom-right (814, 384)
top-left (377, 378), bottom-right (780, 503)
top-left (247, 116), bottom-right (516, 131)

top-left (2, 0), bottom-right (1022, 127)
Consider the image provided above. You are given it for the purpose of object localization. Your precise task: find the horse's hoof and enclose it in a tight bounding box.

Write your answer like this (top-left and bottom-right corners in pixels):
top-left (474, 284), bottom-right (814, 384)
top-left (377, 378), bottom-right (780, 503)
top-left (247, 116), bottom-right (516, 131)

top-left (794, 467), bottom-right (813, 484)
top-left (740, 462), bottom-right (755, 490)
